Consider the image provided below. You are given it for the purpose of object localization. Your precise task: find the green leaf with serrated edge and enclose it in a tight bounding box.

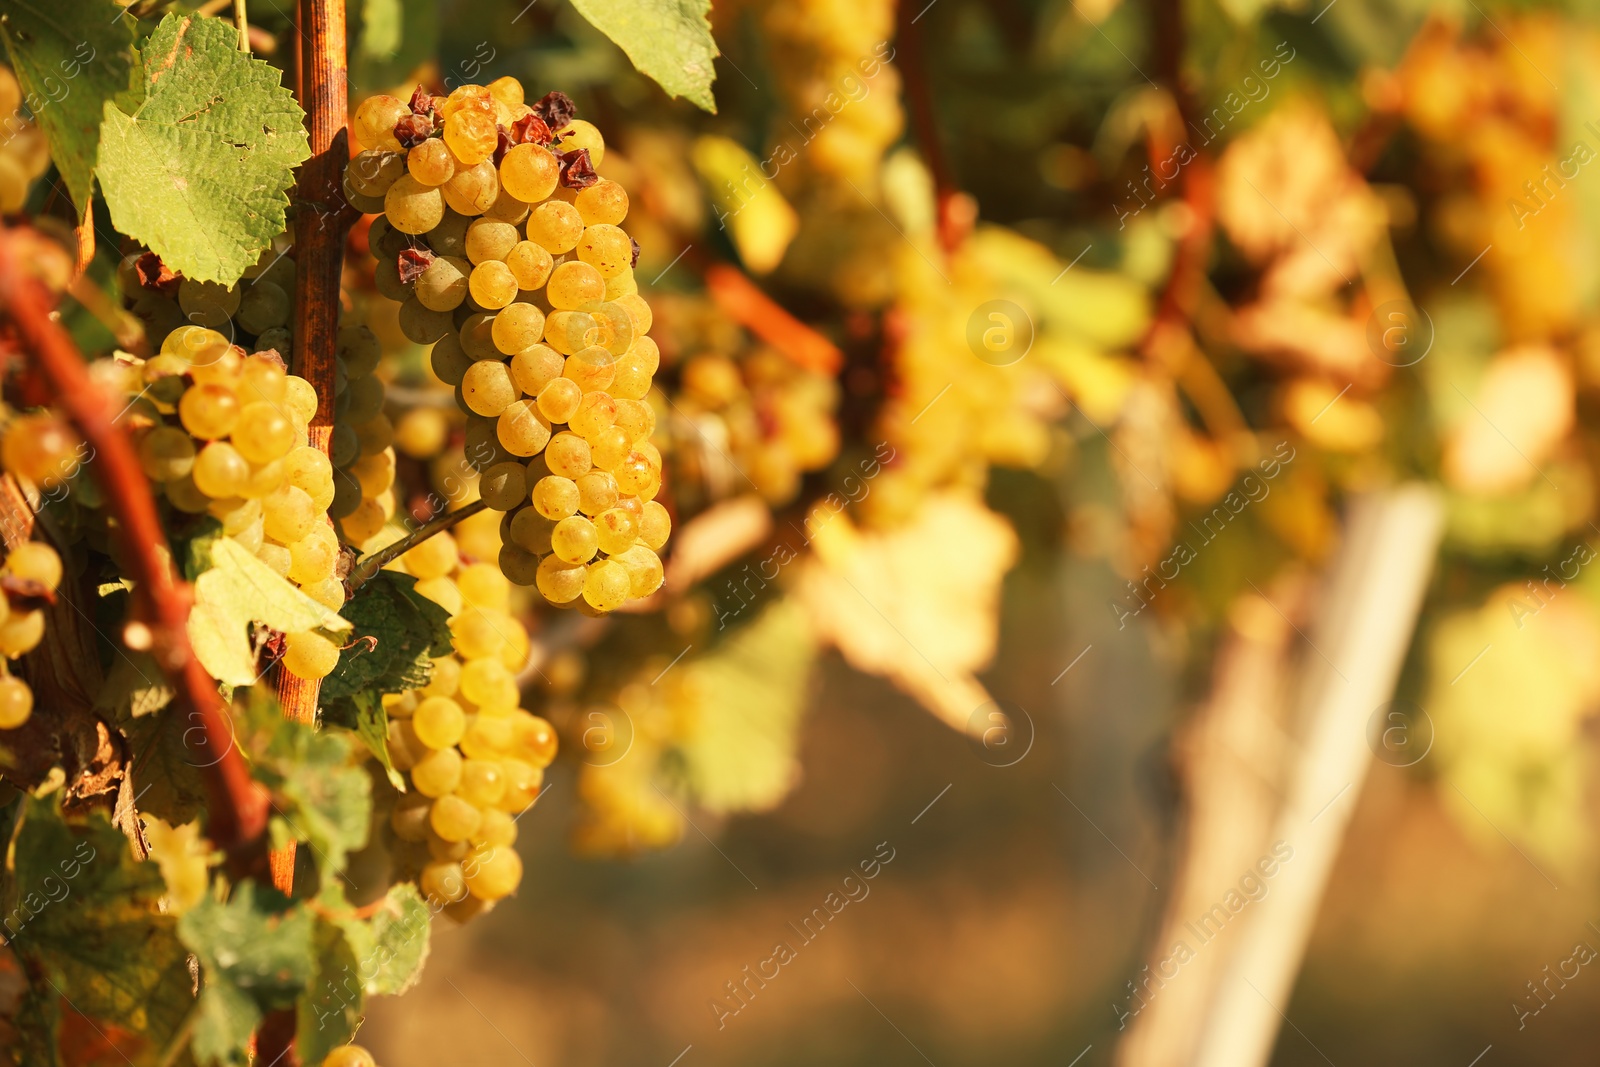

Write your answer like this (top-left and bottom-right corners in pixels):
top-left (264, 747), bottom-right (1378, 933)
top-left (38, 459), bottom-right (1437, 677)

top-left (352, 882), bottom-right (431, 996)
top-left (180, 882), bottom-right (313, 1067)
top-left (310, 881), bottom-right (432, 1001)
top-left (98, 14), bottom-right (311, 285)
top-left (324, 690), bottom-right (403, 789)
top-left (237, 691), bottom-right (371, 882)
top-left (674, 597), bottom-right (816, 813)
top-left (0, 0), bottom-right (138, 213)
top-left (322, 572), bottom-right (446, 701)
top-left (6, 796), bottom-right (195, 1062)
top-left (296, 914), bottom-right (362, 1064)
top-left (568, 0), bottom-right (719, 112)
top-left (118, 710), bottom-right (207, 827)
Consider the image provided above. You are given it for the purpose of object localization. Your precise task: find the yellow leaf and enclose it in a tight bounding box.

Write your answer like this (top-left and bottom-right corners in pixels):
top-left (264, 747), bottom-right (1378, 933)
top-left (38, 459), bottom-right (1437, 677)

top-left (795, 492), bottom-right (1018, 733)
top-left (691, 135), bottom-right (799, 275)
top-left (187, 601), bottom-right (257, 687)
top-left (672, 598), bottom-right (815, 813)
top-left (201, 537), bottom-right (352, 636)
top-left (1443, 345), bottom-right (1574, 494)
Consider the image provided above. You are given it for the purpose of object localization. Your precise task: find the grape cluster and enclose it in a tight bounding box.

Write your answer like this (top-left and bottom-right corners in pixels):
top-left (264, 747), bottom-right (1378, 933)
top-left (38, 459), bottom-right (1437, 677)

top-left (378, 536), bottom-right (555, 915)
top-left (326, 323), bottom-right (401, 550)
top-left (120, 242), bottom-right (298, 361)
top-left (655, 295), bottom-right (840, 505)
top-left (0, 539), bottom-right (64, 731)
top-left (114, 318), bottom-right (345, 682)
top-left (0, 64), bottom-right (59, 214)
top-left (347, 79), bottom-right (670, 613)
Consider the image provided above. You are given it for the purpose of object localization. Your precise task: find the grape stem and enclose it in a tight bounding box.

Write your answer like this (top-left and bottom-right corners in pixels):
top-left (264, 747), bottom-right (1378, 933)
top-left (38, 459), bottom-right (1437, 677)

top-left (0, 224), bottom-right (270, 853)
top-left (346, 498), bottom-right (491, 592)
top-left (235, 0), bottom-right (250, 52)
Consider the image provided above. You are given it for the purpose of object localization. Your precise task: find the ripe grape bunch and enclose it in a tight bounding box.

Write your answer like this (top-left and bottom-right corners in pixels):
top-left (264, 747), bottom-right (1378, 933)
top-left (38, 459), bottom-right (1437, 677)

top-left (348, 79), bottom-right (670, 614)
top-left (0, 539), bottom-right (64, 731)
top-left (119, 321), bottom-right (347, 682)
top-left (376, 534), bottom-right (557, 916)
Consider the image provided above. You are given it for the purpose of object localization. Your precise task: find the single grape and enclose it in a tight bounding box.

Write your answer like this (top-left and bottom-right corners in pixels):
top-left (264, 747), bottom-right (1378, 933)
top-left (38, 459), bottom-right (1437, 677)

top-left (408, 138), bottom-right (457, 186)
top-left (582, 558), bottom-right (631, 611)
top-left (444, 109), bottom-right (498, 166)
top-left (232, 402), bottom-right (295, 463)
top-left (491, 303), bottom-right (546, 354)
top-left (575, 224), bottom-right (633, 278)
top-left (505, 241), bottom-right (554, 290)
top-left (354, 94), bottom-right (409, 151)
top-left (555, 119), bottom-right (606, 165)
top-left (611, 544), bottom-right (665, 597)
top-left (551, 515), bottom-right (599, 563)
top-left (639, 500), bottom-right (671, 550)
top-left (192, 441), bottom-right (250, 498)
top-left (414, 696), bottom-right (467, 750)
top-left (535, 378), bottom-right (582, 425)
top-left (526, 200), bottom-right (584, 254)
top-left (510, 344), bottom-right (564, 396)
top-left (562, 345), bottom-right (616, 391)
top-left (461, 360), bottom-right (518, 417)
top-left (430, 795), bottom-right (483, 843)
top-left (465, 219), bottom-right (519, 265)
top-left (479, 460), bottom-right (529, 511)
top-left (535, 554), bottom-right (586, 604)
top-left (546, 260), bottom-right (606, 309)
top-left (575, 179), bottom-right (628, 226)
top-left (236, 280), bottom-right (292, 334)
top-left (569, 391), bottom-right (618, 439)
top-left (263, 484), bottom-right (318, 542)
top-left (496, 400), bottom-right (552, 458)
top-left (575, 470), bottom-right (619, 515)
top-left (442, 160), bottom-right (500, 216)
top-left (468, 261), bottom-right (518, 310)
top-left (464, 843), bottom-right (522, 901)
top-left (139, 426), bottom-right (197, 481)
top-left (0, 676), bottom-right (31, 729)
top-left (412, 746), bottom-right (463, 797)
top-left (385, 174), bottom-right (446, 234)
top-left (281, 630), bottom-right (339, 679)
top-left (545, 432), bottom-right (592, 478)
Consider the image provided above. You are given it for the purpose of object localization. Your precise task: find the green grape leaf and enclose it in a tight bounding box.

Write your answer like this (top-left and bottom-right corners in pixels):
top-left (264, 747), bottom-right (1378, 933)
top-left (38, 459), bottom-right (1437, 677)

top-left (97, 14), bottom-right (311, 285)
top-left (0, 0), bottom-right (138, 214)
top-left (323, 689), bottom-right (402, 789)
top-left (672, 597), bottom-right (816, 813)
top-left (180, 882), bottom-right (314, 1066)
top-left (568, 0), bottom-right (719, 112)
top-left (311, 881), bottom-right (433, 1002)
top-left (322, 571), bottom-right (448, 702)
top-left (6, 796), bottom-right (195, 1062)
top-left (237, 692), bottom-right (372, 883)
top-left (296, 914), bottom-right (362, 1063)
top-left (347, 882), bottom-right (432, 996)
top-left (119, 709), bottom-right (209, 827)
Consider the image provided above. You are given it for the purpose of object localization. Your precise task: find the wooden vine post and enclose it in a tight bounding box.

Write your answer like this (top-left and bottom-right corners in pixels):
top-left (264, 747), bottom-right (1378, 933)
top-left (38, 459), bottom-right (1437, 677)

top-left (269, 0), bottom-right (349, 895)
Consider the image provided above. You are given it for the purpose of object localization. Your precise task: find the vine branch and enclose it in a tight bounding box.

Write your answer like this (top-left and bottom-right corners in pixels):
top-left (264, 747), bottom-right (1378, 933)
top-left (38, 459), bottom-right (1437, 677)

top-left (347, 499), bottom-right (490, 592)
top-left (0, 225), bottom-right (269, 853)
top-left (268, 0), bottom-right (348, 904)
